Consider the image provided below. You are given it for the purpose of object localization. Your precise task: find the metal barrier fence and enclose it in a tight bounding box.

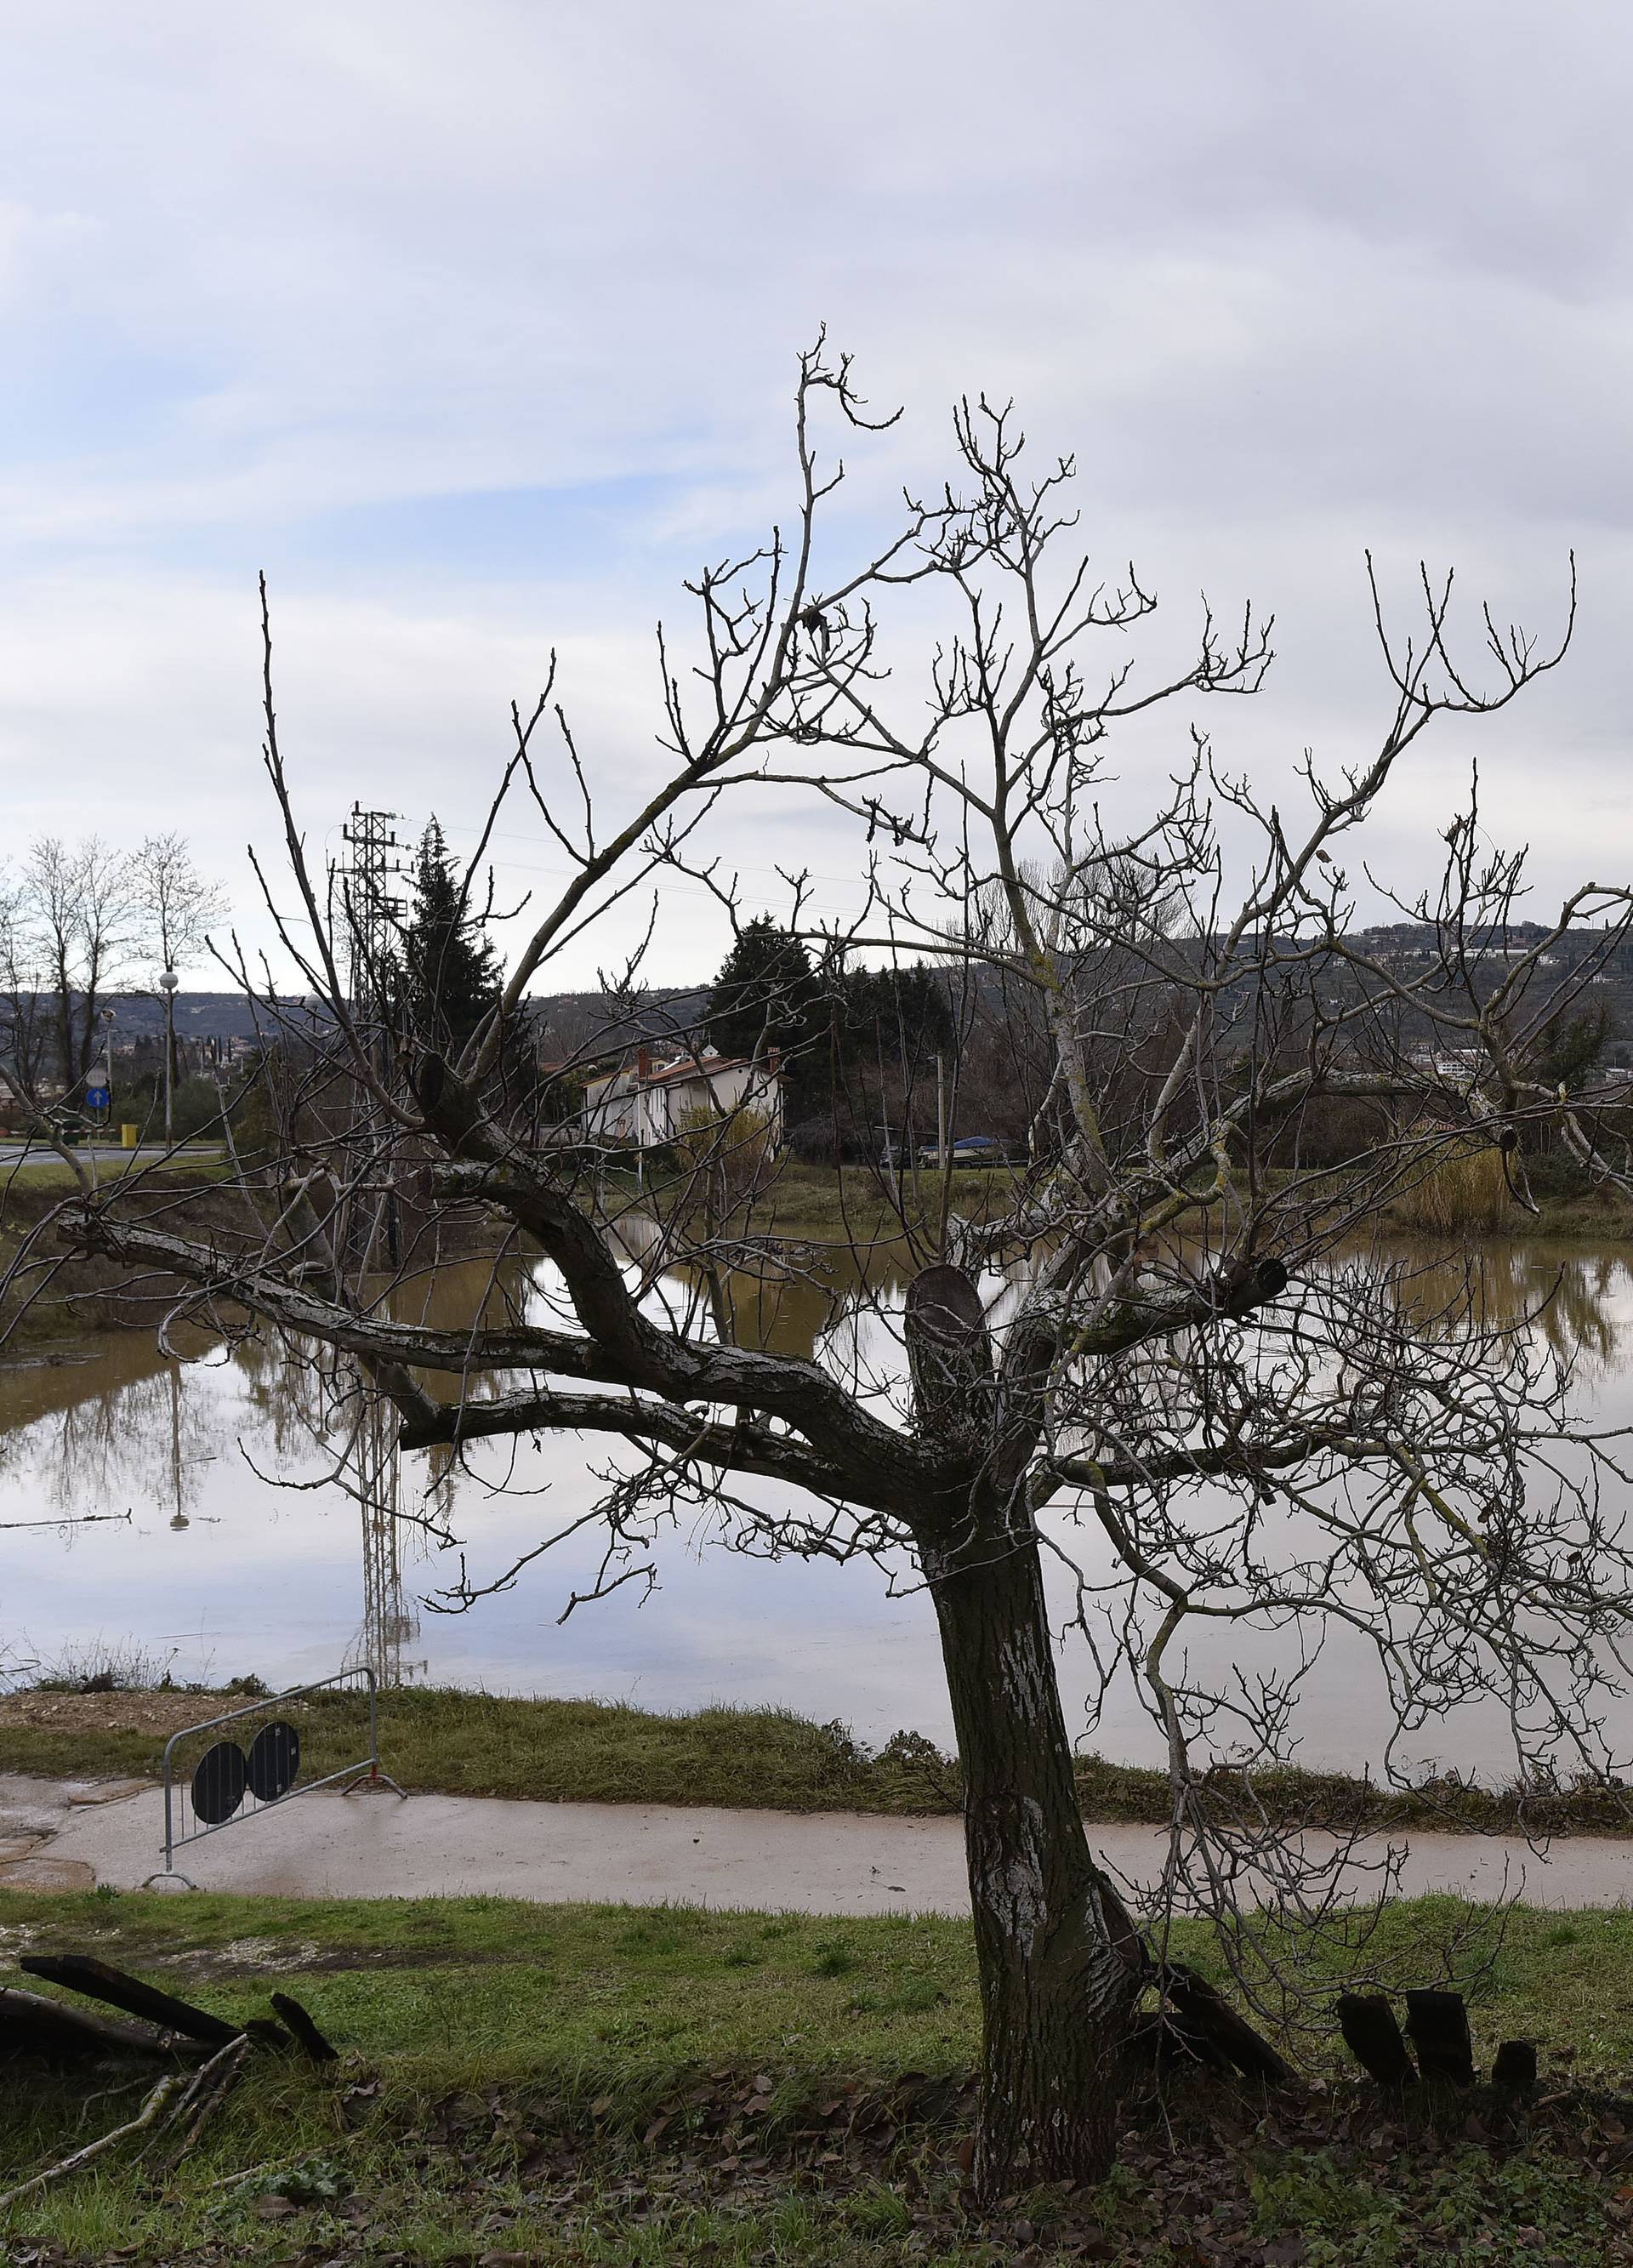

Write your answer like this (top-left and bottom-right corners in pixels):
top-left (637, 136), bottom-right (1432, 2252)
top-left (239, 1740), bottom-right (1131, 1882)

top-left (149, 1664), bottom-right (404, 1887)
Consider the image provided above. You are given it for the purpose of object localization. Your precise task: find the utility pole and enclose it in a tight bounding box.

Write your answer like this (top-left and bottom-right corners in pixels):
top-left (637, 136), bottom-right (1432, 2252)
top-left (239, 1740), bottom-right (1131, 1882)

top-left (337, 806), bottom-right (413, 1690)
top-left (159, 967), bottom-right (179, 1147)
top-left (339, 804), bottom-right (406, 1023)
top-left (88, 1006), bottom-right (115, 1188)
top-left (338, 804), bottom-right (407, 1273)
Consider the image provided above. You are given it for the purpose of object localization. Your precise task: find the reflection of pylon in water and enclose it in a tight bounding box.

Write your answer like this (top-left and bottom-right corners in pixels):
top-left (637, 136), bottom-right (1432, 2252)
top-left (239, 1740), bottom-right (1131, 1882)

top-left (353, 1378), bottom-right (424, 1687)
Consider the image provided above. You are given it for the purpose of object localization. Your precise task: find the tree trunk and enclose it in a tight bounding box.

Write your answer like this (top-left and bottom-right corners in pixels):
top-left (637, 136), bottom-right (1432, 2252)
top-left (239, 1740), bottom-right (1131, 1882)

top-left (924, 1508), bottom-right (1144, 2195)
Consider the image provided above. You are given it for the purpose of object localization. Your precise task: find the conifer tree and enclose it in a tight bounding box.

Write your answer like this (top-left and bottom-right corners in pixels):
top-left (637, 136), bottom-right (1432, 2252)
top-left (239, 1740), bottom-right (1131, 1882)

top-left (703, 915), bottom-right (824, 1072)
top-left (402, 818), bottom-right (500, 1052)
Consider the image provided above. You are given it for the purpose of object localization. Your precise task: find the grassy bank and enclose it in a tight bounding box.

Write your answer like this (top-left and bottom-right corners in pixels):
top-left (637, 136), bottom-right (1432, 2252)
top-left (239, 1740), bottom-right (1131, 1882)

top-left (3, 1889), bottom-right (1633, 2263)
top-left (6, 1684), bottom-right (1633, 1840)
top-left (633, 1154), bottom-right (1633, 1248)
top-left (602, 1160), bottom-right (1029, 1247)
top-left (0, 1163), bottom-right (237, 1356)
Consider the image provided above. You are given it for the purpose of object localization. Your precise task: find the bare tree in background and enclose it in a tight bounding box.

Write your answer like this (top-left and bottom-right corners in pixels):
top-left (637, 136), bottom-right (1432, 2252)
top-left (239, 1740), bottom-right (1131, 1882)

top-left (50, 344), bottom-right (1633, 2191)
top-left (0, 831), bottom-right (224, 1143)
top-left (0, 869), bottom-right (53, 1099)
top-left (0, 838), bottom-right (139, 1111)
top-left (131, 832), bottom-right (228, 1145)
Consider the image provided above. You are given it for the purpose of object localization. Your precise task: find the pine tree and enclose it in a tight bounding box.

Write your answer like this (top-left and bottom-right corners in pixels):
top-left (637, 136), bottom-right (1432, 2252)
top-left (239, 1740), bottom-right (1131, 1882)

top-left (402, 819), bottom-right (500, 1052)
top-left (704, 916), bottom-right (825, 1074)
top-left (839, 961), bottom-right (954, 1061)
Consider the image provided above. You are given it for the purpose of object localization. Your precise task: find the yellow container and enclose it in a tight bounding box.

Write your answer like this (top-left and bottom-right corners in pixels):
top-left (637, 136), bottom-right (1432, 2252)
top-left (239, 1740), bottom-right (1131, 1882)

top-left (120, 1123), bottom-right (139, 1150)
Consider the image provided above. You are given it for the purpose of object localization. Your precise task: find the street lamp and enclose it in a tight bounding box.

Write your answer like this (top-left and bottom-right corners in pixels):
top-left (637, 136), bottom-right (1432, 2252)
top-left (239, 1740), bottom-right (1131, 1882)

top-left (159, 968), bottom-right (179, 1148)
top-left (89, 1006), bottom-right (115, 1187)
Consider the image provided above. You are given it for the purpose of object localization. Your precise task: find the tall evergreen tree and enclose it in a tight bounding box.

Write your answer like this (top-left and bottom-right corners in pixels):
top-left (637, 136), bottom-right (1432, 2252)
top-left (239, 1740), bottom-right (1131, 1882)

top-left (402, 818), bottom-right (501, 1053)
top-left (839, 961), bottom-right (954, 1062)
top-left (704, 915), bottom-right (824, 1073)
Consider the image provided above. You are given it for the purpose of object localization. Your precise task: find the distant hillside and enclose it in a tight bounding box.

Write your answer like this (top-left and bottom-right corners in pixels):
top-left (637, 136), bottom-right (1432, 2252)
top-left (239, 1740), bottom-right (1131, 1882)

top-left (523, 988), bottom-right (711, 1060)
top-left (102, 992), bottom-right (309, 1045)
top-left (89, 987), bottom-right (717, 1054)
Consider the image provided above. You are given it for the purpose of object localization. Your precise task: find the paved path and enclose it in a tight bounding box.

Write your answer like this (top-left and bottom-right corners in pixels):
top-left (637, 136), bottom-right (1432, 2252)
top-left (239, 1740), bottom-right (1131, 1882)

top-left (3, 1775), bottom-right (1632, 1911)
top-left (0, 1142), bottom-right (225, 1170)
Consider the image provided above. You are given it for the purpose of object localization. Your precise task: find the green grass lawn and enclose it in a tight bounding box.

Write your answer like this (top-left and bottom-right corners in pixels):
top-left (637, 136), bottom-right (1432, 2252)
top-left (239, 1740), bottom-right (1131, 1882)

top-left (3, 1890), bottom-right (1633, 2263)
top-left (9, 1684), bottom-right (1633, 1843)
top-left (599, 1160), bottom-right (1029, 1246)
top-left (0, 1148), bottom-right (228, 1188)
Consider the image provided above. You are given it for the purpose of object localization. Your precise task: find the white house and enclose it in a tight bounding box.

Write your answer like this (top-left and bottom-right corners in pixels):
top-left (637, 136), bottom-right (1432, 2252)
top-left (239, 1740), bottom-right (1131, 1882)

top-left (581, 1047), bottom-right (785, 1149)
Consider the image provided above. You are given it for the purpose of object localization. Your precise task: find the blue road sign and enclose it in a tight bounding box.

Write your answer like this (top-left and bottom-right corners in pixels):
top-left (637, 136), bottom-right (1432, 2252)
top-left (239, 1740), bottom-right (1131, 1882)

top-left (85, 1087), bottom-right (110, 1110)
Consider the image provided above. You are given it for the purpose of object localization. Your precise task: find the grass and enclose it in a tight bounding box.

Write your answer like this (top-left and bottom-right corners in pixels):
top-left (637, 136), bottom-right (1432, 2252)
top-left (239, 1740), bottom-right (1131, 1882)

top-left (0, 1147), bottom-right (228, 1189)
top-left (0, 1693), bottom-right (954, 1815)
top-left (3, 1890), bottom-right (1633, 2262)
top-left (7, 1684), bottom-right (1633, 1841)
top-left (618, 1154), bottom-right (1633, 1250)
top-left (1391, 1144), bottom-right (1514, 1236)
top-left (605, 1160), bottom-right (1029, 1246)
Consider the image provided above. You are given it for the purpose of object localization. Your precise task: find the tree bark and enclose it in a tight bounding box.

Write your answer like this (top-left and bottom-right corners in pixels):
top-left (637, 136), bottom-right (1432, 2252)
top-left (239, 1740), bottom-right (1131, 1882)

top-left (923, 1506), bottom-right (1144, 2195)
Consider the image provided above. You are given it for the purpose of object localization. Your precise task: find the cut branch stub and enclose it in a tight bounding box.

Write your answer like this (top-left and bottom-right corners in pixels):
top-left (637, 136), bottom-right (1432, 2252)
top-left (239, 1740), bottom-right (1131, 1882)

top-left (1210, 1254), bottom-right (1289, 1313)
top-left (905, 1264), bottom-right (992, 1439)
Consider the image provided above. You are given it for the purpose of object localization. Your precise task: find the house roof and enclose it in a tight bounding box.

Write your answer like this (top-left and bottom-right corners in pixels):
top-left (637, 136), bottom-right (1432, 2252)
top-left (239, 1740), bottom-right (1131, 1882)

top-left (644, 1054), bottom-right (756, 1086)
top-left (584, 1052), bottom-right (781, 1096)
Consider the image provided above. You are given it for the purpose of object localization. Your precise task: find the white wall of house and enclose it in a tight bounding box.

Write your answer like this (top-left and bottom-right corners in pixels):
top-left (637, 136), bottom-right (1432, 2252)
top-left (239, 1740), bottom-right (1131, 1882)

top-left (582, 1052), bottom-right (783, 1148)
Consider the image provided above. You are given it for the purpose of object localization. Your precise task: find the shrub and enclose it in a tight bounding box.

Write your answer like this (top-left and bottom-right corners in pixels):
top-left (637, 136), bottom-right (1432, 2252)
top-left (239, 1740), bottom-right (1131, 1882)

top-left (1393, 1142), bottom-right (1511, 1234)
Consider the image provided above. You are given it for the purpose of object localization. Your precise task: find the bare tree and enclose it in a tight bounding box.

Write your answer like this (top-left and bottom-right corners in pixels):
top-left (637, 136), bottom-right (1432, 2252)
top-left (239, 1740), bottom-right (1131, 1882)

top-left (132, 830), bottom-right (227, 983)
top-left (0, 868), bottom-right (53, 1101)
top-left (20, 836), bottom-right (137, 1091)
top-left (130, 832), bottom-right (228, 1144)
top-left (51, 343), bottom-right (1633, 2191)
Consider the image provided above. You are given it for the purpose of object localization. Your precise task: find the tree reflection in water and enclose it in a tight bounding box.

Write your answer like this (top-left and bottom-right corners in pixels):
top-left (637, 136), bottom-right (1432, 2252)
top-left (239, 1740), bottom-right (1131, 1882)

top-left (5, 1233), bottom-right (1633, 1774)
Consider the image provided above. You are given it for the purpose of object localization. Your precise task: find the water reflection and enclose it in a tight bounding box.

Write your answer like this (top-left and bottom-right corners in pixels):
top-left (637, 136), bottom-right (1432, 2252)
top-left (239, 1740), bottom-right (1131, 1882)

top-left (3, 1234), bottom-right (1633, 1772)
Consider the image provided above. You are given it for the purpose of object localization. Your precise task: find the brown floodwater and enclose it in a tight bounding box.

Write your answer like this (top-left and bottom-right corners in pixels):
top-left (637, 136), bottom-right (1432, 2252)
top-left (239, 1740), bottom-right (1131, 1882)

top-left (4, 1233), bottom-right (1633, 1775)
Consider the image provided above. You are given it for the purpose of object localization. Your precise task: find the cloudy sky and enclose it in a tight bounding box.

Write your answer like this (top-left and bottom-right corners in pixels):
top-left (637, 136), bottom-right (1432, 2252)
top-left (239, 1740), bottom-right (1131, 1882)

top-left (1, 0), bottom-right (1627, 987)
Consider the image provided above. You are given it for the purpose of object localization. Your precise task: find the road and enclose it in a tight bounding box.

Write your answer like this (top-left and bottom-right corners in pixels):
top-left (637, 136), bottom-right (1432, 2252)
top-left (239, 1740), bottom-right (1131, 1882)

top-left (3, 1776), bottom-right (1631, 1910)
top-left (0, 1143), bottom-right (224, 1169)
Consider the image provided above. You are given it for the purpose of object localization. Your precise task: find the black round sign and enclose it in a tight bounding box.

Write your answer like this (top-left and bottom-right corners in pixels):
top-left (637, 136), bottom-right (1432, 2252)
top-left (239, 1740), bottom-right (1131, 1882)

top-left (246, 1720), bottom-right (300, 1804)
top-left (191, 1740), bottom-right (247, 1826)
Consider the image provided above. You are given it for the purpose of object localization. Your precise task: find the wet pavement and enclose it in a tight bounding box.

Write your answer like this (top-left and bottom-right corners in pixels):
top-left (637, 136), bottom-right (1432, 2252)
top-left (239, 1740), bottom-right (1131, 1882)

top-left (2, 1775), bottom-right (1631, 1912)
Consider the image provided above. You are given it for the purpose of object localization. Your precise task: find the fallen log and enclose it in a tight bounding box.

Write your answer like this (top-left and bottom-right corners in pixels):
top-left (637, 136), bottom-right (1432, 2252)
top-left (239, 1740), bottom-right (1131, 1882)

top-left (0, 1984), bottom-right (187, 2063)
top-left (1154, 2009), bottom-right (1234, 2075)
top-left (20, 1955), bottom-right (242, 2048)
top-left (1403, 1990), bottom-right (1476, 2086)
top-left (1336, 1993), bottom-right (1417, 2088)
top-left (1161, 1964), bottom-right (1299, 2088)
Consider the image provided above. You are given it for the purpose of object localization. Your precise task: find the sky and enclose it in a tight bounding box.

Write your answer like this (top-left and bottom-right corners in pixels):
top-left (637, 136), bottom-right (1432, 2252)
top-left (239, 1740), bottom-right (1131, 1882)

top-left (2, 0), bottom-right (1630, 988)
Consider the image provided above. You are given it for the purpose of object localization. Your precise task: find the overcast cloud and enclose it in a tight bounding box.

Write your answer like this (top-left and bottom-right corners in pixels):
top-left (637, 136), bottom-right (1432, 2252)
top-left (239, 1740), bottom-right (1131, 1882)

top-left (1, 0), bottom-right (1628, 983)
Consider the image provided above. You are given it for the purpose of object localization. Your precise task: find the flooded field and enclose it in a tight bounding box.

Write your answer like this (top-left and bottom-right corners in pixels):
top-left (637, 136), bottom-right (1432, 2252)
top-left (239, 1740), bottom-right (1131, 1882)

top-left (5, 1235), bottom-right (1633, 1775)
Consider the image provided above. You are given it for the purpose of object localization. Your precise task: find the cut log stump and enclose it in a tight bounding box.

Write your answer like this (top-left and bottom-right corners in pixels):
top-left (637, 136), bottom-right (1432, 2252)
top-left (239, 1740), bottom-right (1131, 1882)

top-left (1492, 2038), bottom-right (1539, 2094)
top-left (1336, 1993), bottom-right (1417, 2088)
top-left (270, 1992), bottom-right (339, 2064)
top-left (1403, 1990), bottom-right (1476, 2087)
